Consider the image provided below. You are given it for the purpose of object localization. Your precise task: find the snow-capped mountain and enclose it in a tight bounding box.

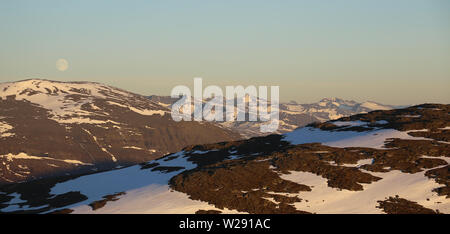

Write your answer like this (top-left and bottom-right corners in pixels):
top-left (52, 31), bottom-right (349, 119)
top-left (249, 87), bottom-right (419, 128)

top-left (1, 104), bottom-right (448, 214)
top-left (148, 96), bottom-right (397, 137)
top-left (0, 79), bottom-right (241, 184)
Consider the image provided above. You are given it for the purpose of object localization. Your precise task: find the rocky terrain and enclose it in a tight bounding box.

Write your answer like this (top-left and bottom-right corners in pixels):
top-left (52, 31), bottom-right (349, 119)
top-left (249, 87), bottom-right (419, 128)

top-left (0, 79), bottom-right (241, 184)
top-left (149, 96), bottom-right (396, 137)
top-left (0, 104), bottom-right (448, 214)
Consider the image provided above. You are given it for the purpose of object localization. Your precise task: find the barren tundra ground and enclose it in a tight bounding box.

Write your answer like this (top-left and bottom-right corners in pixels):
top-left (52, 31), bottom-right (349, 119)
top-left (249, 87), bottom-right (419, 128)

top-left (0, 103), bottom-right (448, 214)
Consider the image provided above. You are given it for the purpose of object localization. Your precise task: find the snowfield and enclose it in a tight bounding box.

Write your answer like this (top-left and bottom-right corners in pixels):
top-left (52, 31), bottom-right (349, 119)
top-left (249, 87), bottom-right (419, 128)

top-left (14, 152), bottom-right (242, 214)
top-left (360, 101), bottom-right (393, 110)
top-left (280, 168), bottom-right (449, 214)
top-left (284, 126), bottom-right (431, 149)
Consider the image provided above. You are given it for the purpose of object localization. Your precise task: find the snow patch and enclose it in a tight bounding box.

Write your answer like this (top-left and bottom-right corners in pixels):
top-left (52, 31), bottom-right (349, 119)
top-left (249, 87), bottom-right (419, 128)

top-left (281, 168), bottom-right (449, 214)
top-left (128, 107), bottom-right (167, 116)
top-left (360, 102), bottom-right (392, 110)
top-left (284, 126), bottom-right (432, 149)
top-left (0, 121), bottom-right (14, 137)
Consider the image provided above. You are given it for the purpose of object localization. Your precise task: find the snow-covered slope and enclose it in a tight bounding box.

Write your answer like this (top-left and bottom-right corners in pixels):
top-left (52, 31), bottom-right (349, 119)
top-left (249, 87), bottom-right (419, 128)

top-left (360, 101), bottom-right (393, 111)
top-left (0, 104), bottom-right (448, 214)
top-left (0, 79), bottom-right (241, 184)
top-left (0, 79), bottom-right (168, 123)
top-left (0, 151), bottom-right (242, 214)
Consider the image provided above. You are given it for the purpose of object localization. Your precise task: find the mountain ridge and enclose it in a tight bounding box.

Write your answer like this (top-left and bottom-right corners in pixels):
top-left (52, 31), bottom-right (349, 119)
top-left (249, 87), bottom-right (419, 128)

top-left (149, 95), bottom-right (399, 137)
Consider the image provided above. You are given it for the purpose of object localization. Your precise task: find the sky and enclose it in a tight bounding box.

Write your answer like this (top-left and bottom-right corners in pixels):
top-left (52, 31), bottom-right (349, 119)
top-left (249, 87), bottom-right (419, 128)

top-left (0, 0), bottom-right (449, 105)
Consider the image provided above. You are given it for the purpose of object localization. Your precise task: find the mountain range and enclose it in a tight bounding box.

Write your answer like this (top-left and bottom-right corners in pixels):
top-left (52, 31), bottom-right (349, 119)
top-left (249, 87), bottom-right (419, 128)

top-left (0, 79), bottom-right (397, 185)
top-left (149, 96), bottom-right (397, 137)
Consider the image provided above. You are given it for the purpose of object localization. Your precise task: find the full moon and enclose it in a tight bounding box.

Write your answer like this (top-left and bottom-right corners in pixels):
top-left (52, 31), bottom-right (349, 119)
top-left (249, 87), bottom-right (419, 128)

top-left (56, 58), bottom-right (69, 71)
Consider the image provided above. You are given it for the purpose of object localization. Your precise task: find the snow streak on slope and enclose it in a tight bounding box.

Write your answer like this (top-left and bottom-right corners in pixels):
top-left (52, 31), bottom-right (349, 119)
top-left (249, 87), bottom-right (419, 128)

top-left (0, 121), bottom-right (14, 137)
top-left (0, 153), bottom-right (92, 166)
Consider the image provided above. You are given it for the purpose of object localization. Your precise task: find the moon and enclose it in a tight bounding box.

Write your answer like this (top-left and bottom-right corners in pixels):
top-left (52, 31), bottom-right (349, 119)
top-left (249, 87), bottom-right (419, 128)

top-left (56, 59), bottom-right (69, 71)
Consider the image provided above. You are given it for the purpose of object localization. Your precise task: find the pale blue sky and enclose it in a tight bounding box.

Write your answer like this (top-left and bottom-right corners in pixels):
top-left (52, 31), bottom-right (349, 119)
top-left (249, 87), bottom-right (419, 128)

top-left (1, 0), bottom-right (449, 105)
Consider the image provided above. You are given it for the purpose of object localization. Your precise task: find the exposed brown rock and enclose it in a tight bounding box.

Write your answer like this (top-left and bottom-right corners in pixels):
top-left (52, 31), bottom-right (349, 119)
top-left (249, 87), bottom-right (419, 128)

top-left (195, 209), bottom-right (222, 214)
top-left (49, 208), bottom-right (74, 214)
top-left (89, 192), bottom-right (126, 210)
top-left (377, 196), bottom-right (438, 214)
top-left (425, 166), bottom-right (449, 198)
